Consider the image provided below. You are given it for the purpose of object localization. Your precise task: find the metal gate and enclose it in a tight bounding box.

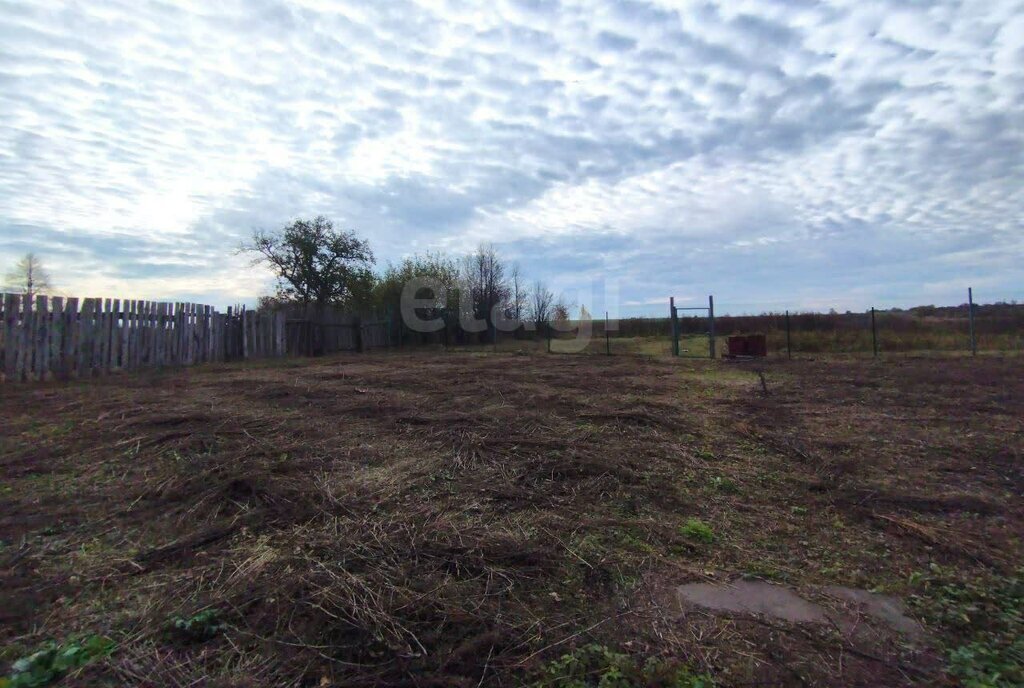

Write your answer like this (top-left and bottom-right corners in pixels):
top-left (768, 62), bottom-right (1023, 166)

top-left (670, 295), bottom-right (716, 359)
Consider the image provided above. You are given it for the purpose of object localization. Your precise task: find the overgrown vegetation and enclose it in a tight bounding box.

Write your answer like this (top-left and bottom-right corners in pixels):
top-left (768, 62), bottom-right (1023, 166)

top-left (536, 644), bottom-right (714, 688)
top-left (1, 636), bottom-right (113, 688)
top-left (910, 566), bottom-right (1023, 687)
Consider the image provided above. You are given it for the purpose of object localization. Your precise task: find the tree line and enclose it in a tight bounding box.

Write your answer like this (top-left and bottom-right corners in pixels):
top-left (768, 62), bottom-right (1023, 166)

top-left (243, 216), bottom-right (572, 335)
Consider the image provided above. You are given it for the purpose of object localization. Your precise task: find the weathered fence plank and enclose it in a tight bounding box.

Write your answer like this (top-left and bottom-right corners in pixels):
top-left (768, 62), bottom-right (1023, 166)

top-left (1, 293), bottom-right (391, 383)
top-left (241, 308), bottom-right (249, 359)
top-left (157, 302), bottom-right (167, 366)
top-left (95, 298), bottom-right (107, 373)
top-left (35, 296), bottom-right (48, 381)
top-left (50, 297), bottom-right (64, 379)
top-left (18, 295), bottom-right (32, 381)
top-left (110, 299), bottom-right (121, 370)
top-left (130, 298), bottom-right (140, 368)
top-left (65, 297), bottom-right (78, 379)
top-left (90, 298), bottom-right (103, 374)
top-left (3, 294), bottom-right (17, 381)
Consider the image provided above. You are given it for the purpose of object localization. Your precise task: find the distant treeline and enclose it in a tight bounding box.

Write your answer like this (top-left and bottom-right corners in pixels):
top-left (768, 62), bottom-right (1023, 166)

top-left (598, 302), bottom-right (1024, 338)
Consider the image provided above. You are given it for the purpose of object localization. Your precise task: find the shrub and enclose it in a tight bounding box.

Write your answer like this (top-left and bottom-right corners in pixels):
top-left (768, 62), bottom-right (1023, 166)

top-left (680, 519), bottom-right (715, 544)
top-left (1, 635), bottom-right (114, 688)
top-left (171, 608), bottom-right (227, 642)
top-left (909, 565), bottom-right (1022, 687)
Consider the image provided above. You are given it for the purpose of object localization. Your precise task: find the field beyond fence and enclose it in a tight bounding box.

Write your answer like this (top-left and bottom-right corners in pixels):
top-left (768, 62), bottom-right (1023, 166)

top-left (577, 301), bottom-right (1024, 357)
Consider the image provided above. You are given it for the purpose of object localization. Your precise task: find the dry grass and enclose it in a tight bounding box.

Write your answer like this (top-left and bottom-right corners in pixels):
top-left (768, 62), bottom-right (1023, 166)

top-left (0, 352), bottom-right (1021, 686)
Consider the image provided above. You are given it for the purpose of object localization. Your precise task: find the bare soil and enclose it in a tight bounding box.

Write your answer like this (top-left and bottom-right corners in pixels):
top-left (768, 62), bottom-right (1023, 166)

top-left (0, 352), bottom-right (1021, 686)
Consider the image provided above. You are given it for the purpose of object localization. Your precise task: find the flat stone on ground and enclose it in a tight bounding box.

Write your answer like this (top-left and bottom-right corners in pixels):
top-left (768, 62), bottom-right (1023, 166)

top-left (823, 586), bottom-right (927, 641)
top-left (677, 580), bottom-right (829, 624)
top-left (677, 580), bottom-right (928, 642)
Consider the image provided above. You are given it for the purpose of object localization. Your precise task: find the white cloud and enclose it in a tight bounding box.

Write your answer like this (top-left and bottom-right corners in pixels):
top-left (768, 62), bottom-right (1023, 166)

top-left (0, 0), bottom-right (1021, 311)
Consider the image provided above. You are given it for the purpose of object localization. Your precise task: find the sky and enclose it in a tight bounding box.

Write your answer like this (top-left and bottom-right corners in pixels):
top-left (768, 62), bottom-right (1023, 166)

top-left (1, 0), bottom-right (1022, 316)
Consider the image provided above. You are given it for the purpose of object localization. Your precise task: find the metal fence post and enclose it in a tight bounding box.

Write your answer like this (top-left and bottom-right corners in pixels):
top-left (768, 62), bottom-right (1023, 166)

top-left (871, 307), bottom-right (878, 358)
top-left (968, 287), bottom-right (977, 356)
top-left (785, 309), bottom-right (792, 359)
top-left (605, 311), bottom-right (610, 355)
top-left (708, 295), bottom-right (716, 359)
top-left (670, 297), bottom-right (679, 357)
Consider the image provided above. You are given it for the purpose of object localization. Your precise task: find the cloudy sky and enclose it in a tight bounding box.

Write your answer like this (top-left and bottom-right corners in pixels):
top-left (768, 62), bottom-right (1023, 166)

top-left (1, 0), bottom-right (1022, 315)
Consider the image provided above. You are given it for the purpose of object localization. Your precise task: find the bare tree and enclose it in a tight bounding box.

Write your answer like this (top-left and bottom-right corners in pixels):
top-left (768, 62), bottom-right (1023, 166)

top-left (461, 244), bottom-right (510, 337)
top-left (529, 280), bottom-right (555, 329)
top-left (4, 253), bottom-right (54, 301)
top-left (509, 263), bottom-right (527, 323)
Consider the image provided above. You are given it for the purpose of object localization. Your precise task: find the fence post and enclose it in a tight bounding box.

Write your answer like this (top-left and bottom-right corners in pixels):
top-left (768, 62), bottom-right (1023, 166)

top-left (36, 296), bottom-right (50, 381)
top-left (51, 297), bottom-right (64, 379)
top-left (354, 314), bottom-right (364, 353)
top-left (605, 311), bottom-right (610, 355)
top-left (546, 321), bottom-right (551, 353)
top-left (670, 297), bottom-right (679, 357)
top-left (242, 307), bottom-right (249, 359)
top-left (871, 307), bottom-right (878, 358)
top-left (65, 297), bottom-right (78, 378)
top-left (968, 287), bottom-right (976, 356)
top-left (3, 294), bottom-right (17, 381)
top-left (708, 295), bottom-right (716, 359)
top-left (785, 309), bottom-right (792, 360)
top-left (277, 311), bottom-right (285, 356)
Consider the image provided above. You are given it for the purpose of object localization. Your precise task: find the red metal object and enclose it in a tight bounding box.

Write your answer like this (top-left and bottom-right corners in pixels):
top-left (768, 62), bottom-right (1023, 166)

top-left (726, 334), bottom-right (767, 358)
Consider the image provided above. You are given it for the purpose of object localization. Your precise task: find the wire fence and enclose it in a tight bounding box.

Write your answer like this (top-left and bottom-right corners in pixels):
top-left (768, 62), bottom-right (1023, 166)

top-left (518, 293), bottom-right (1024, 359)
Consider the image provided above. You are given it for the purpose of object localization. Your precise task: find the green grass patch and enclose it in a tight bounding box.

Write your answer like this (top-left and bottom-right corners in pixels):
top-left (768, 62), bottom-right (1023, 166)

top-left (679, 519), bottom-right (715, 544)
top-left (535, 643), bottom-right (714, 687)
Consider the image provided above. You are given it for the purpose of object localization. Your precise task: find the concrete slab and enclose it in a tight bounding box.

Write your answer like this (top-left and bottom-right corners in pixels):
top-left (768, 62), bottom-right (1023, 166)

top-left (677, 580), bottom-right (927, 643)
top-left (824, 586), bottom-right (927, 641)
top-left (677, 580), bottom-right (829, 624)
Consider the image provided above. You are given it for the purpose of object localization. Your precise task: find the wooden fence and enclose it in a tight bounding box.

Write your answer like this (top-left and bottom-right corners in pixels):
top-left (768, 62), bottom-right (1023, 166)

top-left (0, 293), bottom-right (285, 382)
top-left (281, 304), bottom-right (391, 356)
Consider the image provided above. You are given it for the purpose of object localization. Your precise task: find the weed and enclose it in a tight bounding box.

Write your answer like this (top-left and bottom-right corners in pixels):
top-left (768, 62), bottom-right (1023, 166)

top-left (536, 643), bottom-right (714, 687)
top-left (171, 608), bottom-right (227, 642)
top-left (1, 635), bottom-right (114, 688)
top-left (742, 563), bottom-right (787, 582)
top-left (909, 565), bottom-right (1022, 687)
top-left (679, 519), bottom-right (715, 544)
top-left (612, 528), bottom-right (657, 555)
top-left (708, 477), bottom-right (740, 495)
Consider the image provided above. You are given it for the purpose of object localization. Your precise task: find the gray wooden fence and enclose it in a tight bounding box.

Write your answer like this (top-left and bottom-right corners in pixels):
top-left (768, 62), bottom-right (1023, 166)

top-left (281, 304), bottom-right (391, 356)
top-left (0, 293), bottom-right (285, 382)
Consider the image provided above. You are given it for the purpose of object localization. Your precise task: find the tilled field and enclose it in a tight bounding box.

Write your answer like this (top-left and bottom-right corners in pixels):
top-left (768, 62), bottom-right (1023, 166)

top-left (1, 352), bottom-right (1021, 687)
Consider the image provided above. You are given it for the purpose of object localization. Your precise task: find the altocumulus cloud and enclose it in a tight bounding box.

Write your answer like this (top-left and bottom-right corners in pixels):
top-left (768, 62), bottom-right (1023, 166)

top-left (0, 0), bottom-right (1022, 312)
